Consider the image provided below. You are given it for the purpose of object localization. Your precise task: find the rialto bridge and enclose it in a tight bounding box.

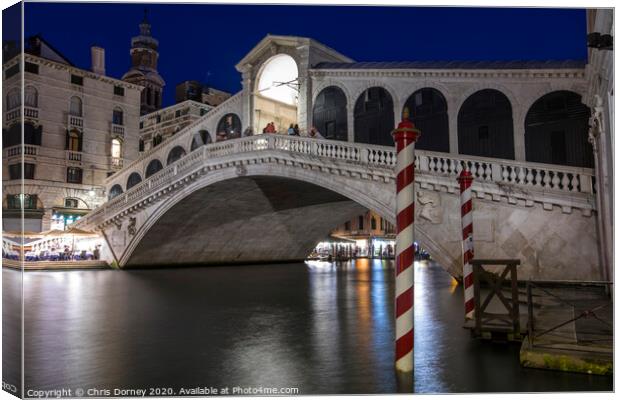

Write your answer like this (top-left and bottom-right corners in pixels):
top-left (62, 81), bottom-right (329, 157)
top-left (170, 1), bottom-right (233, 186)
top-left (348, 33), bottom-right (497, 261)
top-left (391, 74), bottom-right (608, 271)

top-left (75, 35), bottom-right (605, 281)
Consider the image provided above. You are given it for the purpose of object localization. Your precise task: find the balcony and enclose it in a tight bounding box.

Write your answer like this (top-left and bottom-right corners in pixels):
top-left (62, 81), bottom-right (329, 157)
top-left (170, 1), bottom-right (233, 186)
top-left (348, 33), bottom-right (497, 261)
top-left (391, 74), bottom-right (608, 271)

top-left (24, 106), bottom-right (39, 120)
top-left (5, 108), bottom-right (20, 124)
top-left (111, 123), bottom-right (125, 138)
top-left (111, 157), bottom-right (123, 169)
top-left (66, 150), bottom-right (82, 162)
top-left (67, 114), bottom-right (83, 128)
top-left (4, 144), bottom-right (39, 159)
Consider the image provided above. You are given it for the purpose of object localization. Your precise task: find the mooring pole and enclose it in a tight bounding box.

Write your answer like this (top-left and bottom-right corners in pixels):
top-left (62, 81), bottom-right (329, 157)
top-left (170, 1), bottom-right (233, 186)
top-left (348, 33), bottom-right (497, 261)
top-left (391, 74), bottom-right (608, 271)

top-left (457, 170), bottom-right (475, 320)
top-left (392, 109), bottom-right (420, 374)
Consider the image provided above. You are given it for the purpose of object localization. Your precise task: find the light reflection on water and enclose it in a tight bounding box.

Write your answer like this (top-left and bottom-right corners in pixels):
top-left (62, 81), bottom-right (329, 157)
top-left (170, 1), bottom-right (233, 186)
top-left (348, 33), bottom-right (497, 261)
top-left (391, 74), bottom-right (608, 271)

top-left (2, 260), bottom-right (612, 395)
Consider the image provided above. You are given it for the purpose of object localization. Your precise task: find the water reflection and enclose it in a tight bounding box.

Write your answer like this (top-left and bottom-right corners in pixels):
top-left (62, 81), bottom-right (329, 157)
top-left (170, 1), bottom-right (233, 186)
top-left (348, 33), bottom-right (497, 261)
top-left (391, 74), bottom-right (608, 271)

top-left (3, 260), bottom-right (611, 395)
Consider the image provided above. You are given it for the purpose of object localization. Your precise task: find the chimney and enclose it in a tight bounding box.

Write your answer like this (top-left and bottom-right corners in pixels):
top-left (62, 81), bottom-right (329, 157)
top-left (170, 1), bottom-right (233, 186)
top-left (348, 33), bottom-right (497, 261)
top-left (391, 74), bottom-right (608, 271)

top-left (91, 46), bottom-right (105, 75)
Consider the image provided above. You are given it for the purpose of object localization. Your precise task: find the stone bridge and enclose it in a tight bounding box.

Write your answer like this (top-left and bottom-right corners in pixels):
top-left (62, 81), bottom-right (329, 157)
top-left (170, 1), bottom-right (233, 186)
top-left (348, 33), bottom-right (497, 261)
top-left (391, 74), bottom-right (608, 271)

top-left (76, 131), bottom-right (600, 281)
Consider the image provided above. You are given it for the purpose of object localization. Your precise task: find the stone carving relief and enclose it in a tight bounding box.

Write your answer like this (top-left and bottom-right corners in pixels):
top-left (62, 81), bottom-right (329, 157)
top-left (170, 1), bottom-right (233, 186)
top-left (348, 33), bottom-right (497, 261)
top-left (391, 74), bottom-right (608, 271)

top-left (417, 191), bottom-right (443, 224)
top-left (128, 217), bottom-right (137, 236)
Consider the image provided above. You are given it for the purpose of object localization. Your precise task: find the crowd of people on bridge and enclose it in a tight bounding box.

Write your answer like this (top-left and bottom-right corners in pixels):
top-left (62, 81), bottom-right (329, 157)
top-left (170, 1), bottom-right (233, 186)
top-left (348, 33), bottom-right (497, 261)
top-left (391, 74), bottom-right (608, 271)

top-left (215, 121), bottom-right (326, 142)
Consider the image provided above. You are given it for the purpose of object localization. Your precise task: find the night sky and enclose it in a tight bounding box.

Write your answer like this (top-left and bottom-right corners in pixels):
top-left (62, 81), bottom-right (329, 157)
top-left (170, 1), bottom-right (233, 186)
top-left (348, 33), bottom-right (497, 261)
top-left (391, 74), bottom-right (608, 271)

top-left (11, 3), bottom-right (588, 106)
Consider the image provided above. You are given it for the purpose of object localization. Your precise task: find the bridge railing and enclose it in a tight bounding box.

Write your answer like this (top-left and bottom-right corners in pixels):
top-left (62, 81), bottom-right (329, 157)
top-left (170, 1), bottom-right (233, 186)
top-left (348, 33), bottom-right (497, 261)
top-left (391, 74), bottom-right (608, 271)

top-left (81, 134), bottom-right (595, 229)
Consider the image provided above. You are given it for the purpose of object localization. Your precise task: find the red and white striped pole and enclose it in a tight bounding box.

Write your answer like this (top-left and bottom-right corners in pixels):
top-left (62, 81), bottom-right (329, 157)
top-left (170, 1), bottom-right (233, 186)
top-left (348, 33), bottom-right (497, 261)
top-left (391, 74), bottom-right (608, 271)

top-left (392, 109), bottom-right (420, 374)
top-left (457, 170), bottom-right (475, 320)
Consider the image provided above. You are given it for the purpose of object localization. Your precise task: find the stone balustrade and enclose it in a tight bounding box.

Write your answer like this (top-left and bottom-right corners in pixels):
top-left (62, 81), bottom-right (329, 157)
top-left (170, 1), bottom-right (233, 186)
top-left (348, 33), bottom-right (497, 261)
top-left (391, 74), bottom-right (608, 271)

top-left (79, 133), bottom-right (595, 230)
top-left (111, 124), bottom-right (125, 137)
top-left (5, 144), bottom-right (39, 158)
top-left (66, 150), bottom-right (82, 162)
top-left (68, 114), bottom-right (83, 128)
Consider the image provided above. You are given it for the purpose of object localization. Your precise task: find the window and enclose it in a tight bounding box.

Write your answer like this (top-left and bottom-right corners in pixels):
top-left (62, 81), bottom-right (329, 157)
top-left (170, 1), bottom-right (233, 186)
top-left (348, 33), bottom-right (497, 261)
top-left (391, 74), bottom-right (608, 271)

top-left (5, 64), bottom-right (19, 79)
top-left (175, 110), bottom-right (181, 118)
top-left (65, 198), bottom-right (79, 208)
top-left (67, 167), bottom-right (83, 184)
top-left (71, 74), bottom-right (83, 86)
top-left (113, 107), bottom-right (124, 125)
top-left (8, 163), bottom-right (36, 179)
top-left (358, 215), bottom-right (364, 230)
top-left (478, 126), bottom-right (489, 140)
top-left (70, 96), bottom-right (82, 116)
top-left (156, 114), bottom-right (161, 123)
top-left (114, 86), bottom-right (125, 96)
top-left (154, 90), bottom-right (160, 107)
top-left (139, 121), bottom-right (144, 129)
top-left (25, 62), bottom-right (39, 74)
top-left (111, 138), bottom-right (122, 158)
top-left (152, 134), bottom-right (162, 147)
top-left (24, 86), bottom-right (38, 108)
top-left (67, 129), bottom-right (82, 151)
top-left (139, 139), bottom-right (145, 152)
top-left (371, 217), bottom-right (377, 230)
top-left (7, 194), bottom-right (38, 210)
top-left (344, 221), bottom-right (351, 231)
top-left (6, 88), bottom-right (20, 110)
top-left (146, 87), bottom-right (152, 105)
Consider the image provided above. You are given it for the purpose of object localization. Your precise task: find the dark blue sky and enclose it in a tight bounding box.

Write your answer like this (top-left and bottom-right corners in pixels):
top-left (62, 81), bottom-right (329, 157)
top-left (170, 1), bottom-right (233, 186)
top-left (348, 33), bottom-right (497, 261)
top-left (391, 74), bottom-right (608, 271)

top-left (18, 3), bottom-right (587, 107)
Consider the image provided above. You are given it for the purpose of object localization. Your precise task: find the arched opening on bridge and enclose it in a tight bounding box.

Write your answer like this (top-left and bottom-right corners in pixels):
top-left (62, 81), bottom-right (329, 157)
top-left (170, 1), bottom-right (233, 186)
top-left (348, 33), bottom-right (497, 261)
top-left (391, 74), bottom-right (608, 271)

top-left (354, 87), bottom-right (395, 146)
top-left (312, 86), bottom-right (347, 141)
top-left (254, 54), bottom-right (298, 135)
top-left (191, 130), bottom-right (211, 151)
top-left (525, 91), bottom-right (592, 168)
top-left (109, 184), bottom-right (123, 200)
top-left (216, 114), bottom-right (242, 141)
top-left (126, 172), bottom-right (142, 190)
top-left (167, 146), bottom-right (187, 165)
top-left (458, 89), bottom-right (514, 159)
top-left (403, 88), bottom-right (449, 152)
top-left (145, 159), bottom-right (163, 178)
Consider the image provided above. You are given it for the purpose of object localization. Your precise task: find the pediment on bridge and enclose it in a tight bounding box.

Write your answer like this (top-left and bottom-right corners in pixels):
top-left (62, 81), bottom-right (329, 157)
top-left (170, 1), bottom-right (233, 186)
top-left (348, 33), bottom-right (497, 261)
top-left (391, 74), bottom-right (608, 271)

top-left (235, 34), bottom-right (354, 74)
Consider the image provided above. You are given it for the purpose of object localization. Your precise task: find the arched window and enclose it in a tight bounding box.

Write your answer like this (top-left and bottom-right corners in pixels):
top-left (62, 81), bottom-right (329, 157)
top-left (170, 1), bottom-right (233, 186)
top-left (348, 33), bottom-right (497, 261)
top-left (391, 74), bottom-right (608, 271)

top-left (24, 86), bottom-right (38, 108)
top-left (126, 172), bottom-right (142, 190)
top-left (139, 139), bottom-right (145, 152)
top-left (312, 86), bottom-right (348, 141)
top-left (108, 184), bottom-right (123, 200)
top-left (166, 146), bottom-right (186, 165)
top-left (113, 107), bottom-right (124, 125)
top-left (69, 96), bottom-right (82, 117)
top-left (371, 217), bottom-right (377, 230)
top-left (145, 159), bottom-right (163, 178)
top-left (525, 91), bottom-right (592, 168)
top-left (111, 138), bottom-right (122, 158)
top-left (257, 54), bottom-right (298, 105)
top-left (458, 89), bottom-right (514, 159)
top-left (403, 88), bottom-right (449, 152)
top-left (66, 129), bottom-right (82, 152)
top-left (354, 87), bottom-right (394, 145)
top-left (152, 134), bottom-right (163, 147)
top-left (217, 114), bottom-right (242, 139)
top-left (6, 88), bottom-right (20, 110)
top-left (191, 130), bottom-right (211, 151)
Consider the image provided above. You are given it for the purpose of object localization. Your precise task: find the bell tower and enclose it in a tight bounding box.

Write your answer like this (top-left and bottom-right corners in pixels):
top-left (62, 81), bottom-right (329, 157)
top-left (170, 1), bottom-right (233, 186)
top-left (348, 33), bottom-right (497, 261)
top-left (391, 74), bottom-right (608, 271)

top-left (122, 10), bottom-right (165, 115)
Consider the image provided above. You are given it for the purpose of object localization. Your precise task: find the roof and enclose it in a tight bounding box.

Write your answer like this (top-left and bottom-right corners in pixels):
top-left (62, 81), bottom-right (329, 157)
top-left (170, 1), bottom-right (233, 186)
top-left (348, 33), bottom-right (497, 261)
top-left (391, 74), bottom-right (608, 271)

top-left (26, 34), bottom-right (74, 66)
top-left (312, 60), bottom-right (587, 70)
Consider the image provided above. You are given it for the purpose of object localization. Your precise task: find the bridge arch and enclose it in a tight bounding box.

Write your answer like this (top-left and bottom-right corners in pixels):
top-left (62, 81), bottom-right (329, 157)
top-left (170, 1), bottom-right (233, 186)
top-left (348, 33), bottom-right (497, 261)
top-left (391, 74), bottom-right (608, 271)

top-left (312, 86), bottom-right (348, 141)
top-left (524, 90), bottom-right (592, 168)
top-left (458, 88), bottom-right (515, 159)
top-left (216, 113), bottom-right (242, 140)
top-left (126, 172), bottom-right (142, 190)
top-left (190, 130), bottom-right (212, 151)
top-left (354, 86), bottom-right (395, 146)
top-left (109, 184), bottom-right (123, 200)
top-left (403, 87), bottom-right (449, 152)
top-left (145, 159), bottom-right (163, 178)
top-left (167, 145), bottom-right (187, 165)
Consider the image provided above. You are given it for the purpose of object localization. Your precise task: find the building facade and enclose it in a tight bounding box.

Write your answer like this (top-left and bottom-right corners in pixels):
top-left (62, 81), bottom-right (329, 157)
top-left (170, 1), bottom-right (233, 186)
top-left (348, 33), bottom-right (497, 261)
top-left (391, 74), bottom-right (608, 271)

top-left (2, 36), bottom-right (142, 231)
top-left (122, 12), bottom-right (165, 115)
top-left (330, 210), bottom-right (396, 257)
top-left (138, 100), bottom-right (212, 154)
top-left (175, 80), bottom-right (231, 107)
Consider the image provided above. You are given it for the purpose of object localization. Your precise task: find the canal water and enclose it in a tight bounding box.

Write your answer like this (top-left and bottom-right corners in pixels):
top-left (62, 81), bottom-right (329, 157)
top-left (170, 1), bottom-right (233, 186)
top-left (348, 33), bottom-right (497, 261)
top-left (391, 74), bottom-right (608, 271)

top-left (2, 260), bottom-right (612, 395)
